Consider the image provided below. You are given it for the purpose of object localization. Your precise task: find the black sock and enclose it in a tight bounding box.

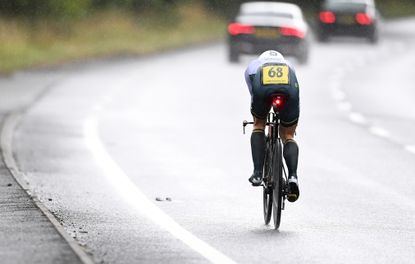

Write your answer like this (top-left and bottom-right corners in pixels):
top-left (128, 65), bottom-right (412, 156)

top-left (283, 140), bottom-right (299, 177)
top-left (251, 130), bottom-right (265, 173)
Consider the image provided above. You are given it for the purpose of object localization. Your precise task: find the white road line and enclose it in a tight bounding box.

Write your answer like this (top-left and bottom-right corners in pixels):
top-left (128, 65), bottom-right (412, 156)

top-left (329, 83), bottom-right (341, 91)
top-left (337, 101), bottom-right (352, 112)
top-left (332, 89), bottom-right (346, 101)
top-left (2, 113), bottom-right (95, 264)
top-left (348, 112), bottom-right (367, 125)
top-left (84, 117), bottom-right (237, 264)
top-left (404, 145), bottom-right (415, 155)
top-left (369, 126), bottom-right (390, 138)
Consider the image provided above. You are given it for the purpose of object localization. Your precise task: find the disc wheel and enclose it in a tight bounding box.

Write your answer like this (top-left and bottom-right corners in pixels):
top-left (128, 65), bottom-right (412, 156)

top-left (272, 141), bottom-right (283, 229)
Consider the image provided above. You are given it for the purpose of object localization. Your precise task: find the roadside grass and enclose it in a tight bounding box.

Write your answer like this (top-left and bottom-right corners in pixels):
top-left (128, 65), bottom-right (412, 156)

top-left (0, 4), bottom-right (225, 73)
top-left (1, 1), bottom-right (413, 74)
top-left (377, 1), bottom-right (415, 18)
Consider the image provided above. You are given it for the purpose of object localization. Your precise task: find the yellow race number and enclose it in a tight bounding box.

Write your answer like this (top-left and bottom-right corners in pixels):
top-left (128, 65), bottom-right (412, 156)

top-left (262, 65), bottom-right (289, 85)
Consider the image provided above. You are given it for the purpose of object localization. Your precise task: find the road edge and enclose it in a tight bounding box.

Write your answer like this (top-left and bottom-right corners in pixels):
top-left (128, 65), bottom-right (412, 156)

top-left (0, 111), bottom-right (95, 264)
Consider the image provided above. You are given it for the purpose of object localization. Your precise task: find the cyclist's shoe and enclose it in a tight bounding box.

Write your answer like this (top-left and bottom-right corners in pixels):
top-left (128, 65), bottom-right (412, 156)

top-left (287, 175), bottom-right (300, 202)
top-left (249, 171), bottom-right (263, 186)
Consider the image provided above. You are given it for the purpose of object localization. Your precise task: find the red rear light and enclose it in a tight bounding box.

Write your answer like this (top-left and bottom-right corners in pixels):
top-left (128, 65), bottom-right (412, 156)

top-left (355, 13), bottom-right (372, 25)
top-left (319, 11), bottom-right (336, 24)
top-left (280, 27), bottom-right (305, 38)
top-left (228, 23), bottom-right (255, 36)
top-left (272, 96), bottom-right (285, 109)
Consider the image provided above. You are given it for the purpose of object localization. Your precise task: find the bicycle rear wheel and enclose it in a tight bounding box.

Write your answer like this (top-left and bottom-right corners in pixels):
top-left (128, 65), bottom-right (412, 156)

top-left (272, 140), bottom-right (283, 229)
top-left (263, 142), bottom-right (272, 225)
top-left (263, 187), bottom-right (272, 225)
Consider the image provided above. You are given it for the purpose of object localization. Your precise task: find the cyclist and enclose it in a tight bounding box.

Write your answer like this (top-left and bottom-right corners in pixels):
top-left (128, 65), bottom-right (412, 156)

top-left (245, 50), bottom-right (300, 202)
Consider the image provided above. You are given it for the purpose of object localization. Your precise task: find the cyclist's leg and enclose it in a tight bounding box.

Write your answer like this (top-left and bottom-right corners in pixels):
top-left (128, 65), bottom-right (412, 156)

top-left (280, 124), bottom-right (300, 202)
top-left (253, 117), bottom-right (266, 130)
top-left (278, 76), bottom-right (299, 179)
top-left (278, 84), bottom-right (300, 201)
top-left (249, 117), bottom-right (266, 186)
top-left (249, 72), bottom-right (271, 186)
top-left (252, 117), bottom-right (266, 171)
top-left (280, 124), bottom-right (299, 177)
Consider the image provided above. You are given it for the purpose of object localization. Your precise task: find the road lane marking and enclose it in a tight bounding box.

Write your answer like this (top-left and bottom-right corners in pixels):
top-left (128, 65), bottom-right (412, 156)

top-left (337, 101), bottom-right (352, 112)
top-left (2, 112), bottom-right (94, 264)
top-left (84, 117), bottom-right (237, 264)
top-left (332, 89), bottom-right (346, 101)
top-left (404, 145), bottom-right (415, 155)
top-left (348, 112), bottom-right (367, 125)
top-left (369, 126), bottom-right (390, 138)
top-left (330, 39), bottom-right (412, 157)
top-left (329, 82), bottom-right (341, 91)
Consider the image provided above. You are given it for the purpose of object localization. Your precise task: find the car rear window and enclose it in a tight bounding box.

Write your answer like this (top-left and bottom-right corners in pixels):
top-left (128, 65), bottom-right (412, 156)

top-left (239, 12), bottom-right (294, 19)
top-left (236, 14), bottom-right (296, 28)
top-left (326, 2), bottom-right (367, 12)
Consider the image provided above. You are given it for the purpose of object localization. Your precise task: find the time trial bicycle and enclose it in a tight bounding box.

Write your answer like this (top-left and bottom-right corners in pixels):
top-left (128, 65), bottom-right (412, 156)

top-left (243, 94), bottom-right (288, 229)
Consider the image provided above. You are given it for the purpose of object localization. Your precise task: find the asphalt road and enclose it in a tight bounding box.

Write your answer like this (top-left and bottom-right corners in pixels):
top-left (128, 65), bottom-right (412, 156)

top-left (3, 18), bottom-right (415, 263)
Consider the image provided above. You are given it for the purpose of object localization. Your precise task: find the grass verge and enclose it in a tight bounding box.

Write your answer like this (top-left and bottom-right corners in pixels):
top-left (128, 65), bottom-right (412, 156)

top-left (0, 3), bottom-right (225, 73)
top-left (377, 1), bottom-right (415, 18)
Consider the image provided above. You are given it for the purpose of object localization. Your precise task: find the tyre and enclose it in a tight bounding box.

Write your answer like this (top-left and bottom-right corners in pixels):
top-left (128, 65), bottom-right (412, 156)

top-left (297, 41), bottom-right (309, 65)
top-left (272, 140), bottom-right (283, 229)
top-left (297, 49), bottom-right (309, 65)
top-left (262, 142), bottom-right (272, 225)
top-left (228, 45), bottom-right (239, 63)
top-left (263, 186), bottom-right (272, 225)
top-left (368, 31), bottom-right (378, 44)
top-left (317, 31), bottom-right (329, 42)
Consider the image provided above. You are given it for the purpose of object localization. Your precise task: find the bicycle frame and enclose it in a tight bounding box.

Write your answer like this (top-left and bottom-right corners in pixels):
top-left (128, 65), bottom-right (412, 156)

top-left (267, 109), bottom-right (288, 209)
top-left (243, 107), bottom-right (288, 217)
top-left (242, 108), bottom-right (288, 191)
top-left (243, 94), bottom-right (289, 229)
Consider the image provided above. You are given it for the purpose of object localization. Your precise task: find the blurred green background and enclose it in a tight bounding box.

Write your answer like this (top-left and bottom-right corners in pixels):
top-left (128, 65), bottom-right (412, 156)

top-left (0, 0), bottom-right (414, 73)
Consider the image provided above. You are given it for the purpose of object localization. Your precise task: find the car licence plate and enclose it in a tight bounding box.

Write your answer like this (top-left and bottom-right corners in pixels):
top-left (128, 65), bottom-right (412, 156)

top-left (338, 15), bottom-right (355, 25)
top-left (255, 28), bottom-right (279, 39)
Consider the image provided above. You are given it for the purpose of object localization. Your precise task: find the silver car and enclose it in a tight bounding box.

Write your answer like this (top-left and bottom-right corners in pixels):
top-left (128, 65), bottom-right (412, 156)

top-left (227, 2), bottom-right (310, 64)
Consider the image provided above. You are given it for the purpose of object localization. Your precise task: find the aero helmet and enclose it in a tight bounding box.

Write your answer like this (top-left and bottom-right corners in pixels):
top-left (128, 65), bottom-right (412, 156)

top-left (259, 50), bottom-right (285, 61)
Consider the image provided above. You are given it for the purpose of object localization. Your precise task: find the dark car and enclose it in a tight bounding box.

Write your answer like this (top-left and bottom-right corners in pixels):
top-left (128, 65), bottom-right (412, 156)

top-left (316, 0), bottom-right (379, 43)
top-left (227, 2), bottom-right (310, 64)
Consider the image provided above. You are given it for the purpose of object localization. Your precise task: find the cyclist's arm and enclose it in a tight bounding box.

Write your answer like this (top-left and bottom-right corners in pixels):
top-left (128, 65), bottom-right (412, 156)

top-left (244, 71), bottom-right (254, 96)
top-left (288, 65), bottom-right (300, 88)
top-left (244, 59), bottom-right (261, 96)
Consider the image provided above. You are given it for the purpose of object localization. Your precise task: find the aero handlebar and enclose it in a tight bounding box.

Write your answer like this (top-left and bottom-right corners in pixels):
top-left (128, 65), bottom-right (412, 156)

top-left (242, 120), bottom-right (276, 134)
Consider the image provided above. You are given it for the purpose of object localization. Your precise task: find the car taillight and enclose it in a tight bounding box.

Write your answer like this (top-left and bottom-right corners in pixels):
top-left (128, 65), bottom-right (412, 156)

top-left (272, 95), bottom-right (285, 109)
top-left (355, 13), bottom-right (372, 25)
top-left (228, 23), bottom-right (255, 36)
top-left (319, 11), bottom-right (336, 24)
top-left (280, 27), bottom-right (305, 38)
